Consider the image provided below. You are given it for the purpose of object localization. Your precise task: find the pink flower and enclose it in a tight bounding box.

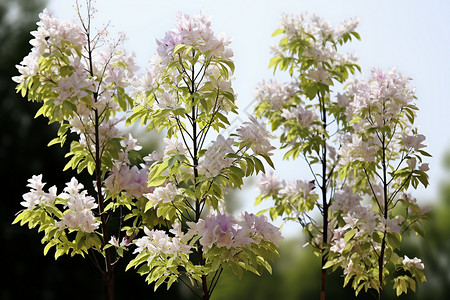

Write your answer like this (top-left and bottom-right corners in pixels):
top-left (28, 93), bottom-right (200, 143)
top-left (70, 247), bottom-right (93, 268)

top-left (237, 116), bottom-right (275, 156)
top-left (257, 171), bottom-right (282, 195)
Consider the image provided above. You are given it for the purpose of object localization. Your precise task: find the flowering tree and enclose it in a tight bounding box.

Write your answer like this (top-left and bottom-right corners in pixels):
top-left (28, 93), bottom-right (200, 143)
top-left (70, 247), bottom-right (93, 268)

top-left (326, 68), bottom-right (430, 299)
top-left (12, 2), bottom-right (144, 298)
top-left (253, 12), bottom-right (430, 299)
top-left (253, 13), bottom-right (360, 300)
top-left (12, 2), bottom-right (282, 300)
top-left (125, 11), bottom-right (282, 300)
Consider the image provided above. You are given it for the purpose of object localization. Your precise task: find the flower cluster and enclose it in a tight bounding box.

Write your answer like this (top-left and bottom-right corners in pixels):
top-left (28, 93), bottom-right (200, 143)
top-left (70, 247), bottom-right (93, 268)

top-left (257, 171), bottom-right (318, 217)
top-left (236, 116), bottom-right (275, 156)
top-left (257, 171), bottom-right (282, 196)
top-left (163, 137), bottom-right (188, 157)
top-left (187, 212), bottom-right (283, 250)
top-left (279, 179), bottom-right (316, 200)
top-left (21, 175), bottom-right (58, 208)
top-left (344, 68), bottom-right (415, 126)
top-left (104, 164), bottom-right (153, 199)
top-left (13, 9), bottom-right (86, 85)
top-left (198, 134), bottom-right (234, 178)
top-left (55, 178), bottom-right (99, 233)
top-left (337, 134), bottom-right (377, 165)
top-left (402, 256), bottom-right (424, 270)
top-left (276, 12), bottom-right (359, 66)
top-left (133, 224), bottom-right (191, 257)
top-left (143, 183), bottom-right (182, 207)
top-left (338, 68), bottom-right (429, 176)
top-left (253, 79), bottom-right (298, 110)
top-left (21, 175), bottom-right (100, 234)
top-left (281, 105), bottom-right (319, 128)
top-left (329, 187), bottom-right (402, 253)
top-left (155, 10), bottom-right (233, 66)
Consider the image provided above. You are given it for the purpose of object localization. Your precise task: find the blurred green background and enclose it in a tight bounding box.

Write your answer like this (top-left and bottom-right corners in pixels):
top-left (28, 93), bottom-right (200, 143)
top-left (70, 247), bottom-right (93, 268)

top-left (1, 0), bottom-right (448, 299)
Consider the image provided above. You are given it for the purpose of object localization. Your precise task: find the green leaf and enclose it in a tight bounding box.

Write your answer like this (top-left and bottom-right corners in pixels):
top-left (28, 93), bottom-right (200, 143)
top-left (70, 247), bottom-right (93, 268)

top-left (173, 44), bottom-right (186, 54)
top-left (344, 228), bottom-right (357, 243)
top-left (229, 165), bottom-right (245, 178)
top-left (148, 160), bottom-right (169, 187)
top-left (261, 154), bottom-right (275, 169)
top-left (253, 157), bottom-right (265, 174)
top-left (272, 28), bottom-right (285, 37)
top-left (43, 241), bottom-right (55, 256)
top-left (12, 211), bottom-right (26, 225)
top-left (323, 260), bottom-right (336, 269)
top-left (386, 233), bottom-right (401, 250)
top-left (351, 31), bottom-right (361, 40)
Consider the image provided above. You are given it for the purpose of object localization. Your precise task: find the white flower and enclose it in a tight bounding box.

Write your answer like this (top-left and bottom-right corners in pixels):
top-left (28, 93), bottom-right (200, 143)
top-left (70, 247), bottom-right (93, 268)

top-left (198, 134), bottom-right (234, 178)
top-left (253, 79), bottom-right (297, 110)
top-left (163, 137), bottom-right (187, 157)
top-left (241, 212), bottom-right (283, 246)
top-left (237, 116), bottom-right (275, 156)
top-left (133, 227), bottom-right (191, 256)
top-left (56, 210), bottom-right (100, 233)
top-left (381, 217), bottom-right (401, 235)
top-left (143, 151), bottom-right (164, 166)
top-left (337, 134), bottom-right (376, 166)
top-left (281, 106), bottom-right (319, 127)
top-left (402, 133), bottom-right (426, 151)
top-left (51, 177), bottom-right (100, 233)
top-left (144, 183), bottom-right (182, 206)
top-left (402, 255), bottom-right (424, 270)
top-left (330, 238), bottom-right (346, 254)
top-left (21, 175), bottom-right (58, 208)
top-left (187, 212), bottom-right (283, 250)
top-left (330, 187), bottom-right (362, 214)
top-left (104, 164), bottom-right (153, 198)
top-left (130, 68), bottom-right (154, 103)
top-left (307, 66), bottom-right (330, 85)
top-left (109, 236), bottom-right (120, 247)
top-left (155, 10), bottom-right (233, 66)
top-left (26, 174), bottom-right (45, 191)
top-left (257, 171), bottom-right (282, 195)
top-left (279, 179), bottom-right (315, 198)
top-left (121, 133), bottom-right (142, 152)
top-left (59, 178), bottom-right (87, 200)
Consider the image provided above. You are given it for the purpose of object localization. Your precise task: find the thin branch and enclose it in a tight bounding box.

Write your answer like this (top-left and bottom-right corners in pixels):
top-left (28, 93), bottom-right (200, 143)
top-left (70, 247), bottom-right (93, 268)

top-left (363, 167), bottom-right (383, 212)
top-left (302, 154), bottom-right (321, 189)
top-left (208, 268), bottom-right (224, 295)
top-left (178, 277), bottom-right (202, 300)
top-left (388, 173), bottom-right (412, 205)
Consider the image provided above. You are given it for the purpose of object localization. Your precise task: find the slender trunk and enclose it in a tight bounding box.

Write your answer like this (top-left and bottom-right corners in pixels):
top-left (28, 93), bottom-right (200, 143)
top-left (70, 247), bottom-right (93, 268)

top-left (84, 6), bottom-right (114, 299)
top-left (94, 106), bottom-right (114, 300)
top-left (320, 163), bottom-right (328, 300)
top-left (190, 58), bottom-right (210, 300)
top-left (378, 133), bottom-right (388, 300)
top-left (104, 271), bottom-right (115, 300)
top-left (319, 93), bottom-right (328, 300)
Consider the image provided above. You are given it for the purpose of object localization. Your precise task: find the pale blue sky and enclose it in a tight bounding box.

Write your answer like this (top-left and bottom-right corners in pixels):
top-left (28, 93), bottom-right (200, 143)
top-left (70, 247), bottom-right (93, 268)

top-left (47, 0), bottom-right (450, 236)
